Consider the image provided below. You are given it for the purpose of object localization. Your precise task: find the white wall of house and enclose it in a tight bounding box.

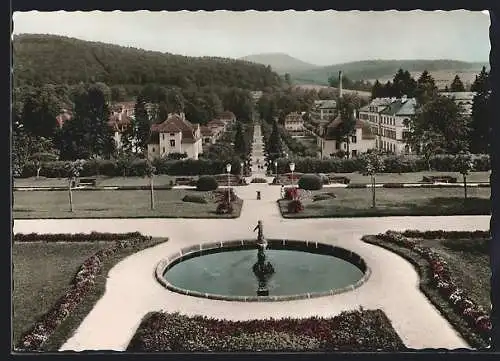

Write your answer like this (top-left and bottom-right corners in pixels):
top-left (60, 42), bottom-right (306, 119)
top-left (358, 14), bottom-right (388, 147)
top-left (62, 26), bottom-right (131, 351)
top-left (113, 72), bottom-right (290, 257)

top-left (147, 144), bottom-right (160, 159)
top-left (321, 128), bottom-right (375, 158)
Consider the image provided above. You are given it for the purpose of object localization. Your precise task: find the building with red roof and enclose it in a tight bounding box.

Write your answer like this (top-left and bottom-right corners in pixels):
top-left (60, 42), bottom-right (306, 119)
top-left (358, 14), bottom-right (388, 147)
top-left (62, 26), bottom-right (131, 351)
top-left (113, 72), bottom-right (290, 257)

top-left (147, 112), bottom-right (203, 160)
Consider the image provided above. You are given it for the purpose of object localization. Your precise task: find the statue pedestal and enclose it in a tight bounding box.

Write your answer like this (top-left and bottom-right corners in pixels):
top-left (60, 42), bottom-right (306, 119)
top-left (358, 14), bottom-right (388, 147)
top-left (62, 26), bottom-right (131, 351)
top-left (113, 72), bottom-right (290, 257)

top-left (257, 288), bottom-right (269, 296)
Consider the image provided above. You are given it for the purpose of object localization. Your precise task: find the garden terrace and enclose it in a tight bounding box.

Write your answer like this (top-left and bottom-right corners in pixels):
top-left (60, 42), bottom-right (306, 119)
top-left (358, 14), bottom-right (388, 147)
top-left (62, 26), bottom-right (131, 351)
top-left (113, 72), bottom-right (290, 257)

top-left (278, 187), bottom-right (491, 218)
top-left (13, 189), bottom-right (243, 219)
top-left (127, 310), bottom-right (406, 352)
top-left (12, 232), bottom-right (167, 351)
top-left (362, 230), bottom-right (491, 349)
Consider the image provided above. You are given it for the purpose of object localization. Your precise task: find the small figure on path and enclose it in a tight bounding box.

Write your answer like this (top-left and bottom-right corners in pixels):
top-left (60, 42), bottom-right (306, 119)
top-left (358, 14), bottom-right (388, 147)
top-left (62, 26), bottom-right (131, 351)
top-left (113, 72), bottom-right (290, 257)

top-left (280, 185), bottom-right (285, 198)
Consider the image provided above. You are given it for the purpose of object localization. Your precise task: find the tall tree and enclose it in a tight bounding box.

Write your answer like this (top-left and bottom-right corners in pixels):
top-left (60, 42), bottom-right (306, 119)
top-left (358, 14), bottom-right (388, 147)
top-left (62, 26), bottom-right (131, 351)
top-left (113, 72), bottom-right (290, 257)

top-left (57, 84), bottom-right (115, 160)
top-left (449, 75), bottom-right (466, 92)
top-left (470, 66), bottom-right (491, 154)
top-left (406, 95), bottom-right (469, 156)
top-left (134, 94), bottom-right (152, 153)
top-left (392, 69), bottom-right (417, 98)
top-left (371, 80), bottom-right (383, 99)
top-left (267, 120), bottom-right (283, 161)
top-left (233, 121), bottom-right (247, 156)
top-left (284, 73), bottom-right (292, 87)
top-left (21, 85), bottom-right (61, 139)
top-left (454, 151), bottom-right (474, 202)
top-left (330, 94), bottom-right (359, 158)
top-left (415, 70), bottom-right (438, 105)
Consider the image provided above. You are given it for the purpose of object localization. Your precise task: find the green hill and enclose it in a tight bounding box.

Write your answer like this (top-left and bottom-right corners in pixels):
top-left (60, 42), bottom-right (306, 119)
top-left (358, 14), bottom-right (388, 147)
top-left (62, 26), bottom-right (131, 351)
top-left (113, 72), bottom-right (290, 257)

top-left (239, 53), bottom-right (319, 73)
top-left (290, 59), bottom-right (489, 85)
top-left (12, 34), bottom-right (282, 90)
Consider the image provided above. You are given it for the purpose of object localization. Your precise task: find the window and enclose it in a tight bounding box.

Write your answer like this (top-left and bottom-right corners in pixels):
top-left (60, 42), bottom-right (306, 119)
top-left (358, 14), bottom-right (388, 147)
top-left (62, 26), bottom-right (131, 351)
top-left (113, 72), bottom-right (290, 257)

top-left (170, 139), bottom-right (175, 147)
top-left (162, 147), bottom-right (165, 153)
top-left (352, 150), bottom-right (357, 157)
top-left (343, 143), bottom-right (347, 150)
top-left (335, 142), bottom-right (340, 150)
top-left (152, 147), bottom-right (155, 152)
top-left (162, 134), bottom-right (165, 140)
top-left (351, 136), bottom-right (357, 143)
top-left (170, 133), bottom-right (175, 136)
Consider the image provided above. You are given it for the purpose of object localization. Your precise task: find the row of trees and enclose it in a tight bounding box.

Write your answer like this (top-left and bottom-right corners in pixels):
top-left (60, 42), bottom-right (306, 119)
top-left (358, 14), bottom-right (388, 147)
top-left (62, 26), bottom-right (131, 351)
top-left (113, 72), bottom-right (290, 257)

top-left (371, 69), bottom-right (474, 100)
top-left (12, 80), bottom-right (259, 168)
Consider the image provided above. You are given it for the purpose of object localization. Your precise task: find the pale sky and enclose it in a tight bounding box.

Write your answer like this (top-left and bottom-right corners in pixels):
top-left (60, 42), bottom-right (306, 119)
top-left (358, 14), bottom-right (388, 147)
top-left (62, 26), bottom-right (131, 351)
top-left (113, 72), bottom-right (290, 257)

top-left (12, 10), bottom-right (491, 65)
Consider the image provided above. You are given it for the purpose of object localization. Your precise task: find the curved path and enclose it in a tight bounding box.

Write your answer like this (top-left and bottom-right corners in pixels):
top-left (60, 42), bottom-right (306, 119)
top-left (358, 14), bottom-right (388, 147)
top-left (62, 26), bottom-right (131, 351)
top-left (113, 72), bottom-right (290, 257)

top-left (13, 124), bottom-right (490, 351)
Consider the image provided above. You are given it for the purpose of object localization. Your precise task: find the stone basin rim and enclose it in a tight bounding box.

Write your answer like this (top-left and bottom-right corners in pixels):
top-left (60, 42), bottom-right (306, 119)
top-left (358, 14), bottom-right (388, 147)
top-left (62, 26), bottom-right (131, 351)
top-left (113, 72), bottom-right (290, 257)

top-left (155, 239), bottom-right (371, 302)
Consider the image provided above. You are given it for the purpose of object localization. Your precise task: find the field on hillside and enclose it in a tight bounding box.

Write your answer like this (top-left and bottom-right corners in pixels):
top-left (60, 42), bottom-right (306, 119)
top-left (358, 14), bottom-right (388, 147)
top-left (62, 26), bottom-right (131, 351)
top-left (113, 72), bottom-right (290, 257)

top-left (367, 70), bottom-right (481, 90)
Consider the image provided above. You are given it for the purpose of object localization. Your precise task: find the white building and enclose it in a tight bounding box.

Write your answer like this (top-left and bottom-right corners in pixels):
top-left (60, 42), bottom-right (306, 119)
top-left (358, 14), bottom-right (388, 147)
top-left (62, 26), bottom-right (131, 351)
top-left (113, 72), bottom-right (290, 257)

top-left (359, 96), bottom-right (416, 155)
top-left (312, 99), bottom-right (337, 120)
top-left (284, 112), bottom-right (304, 132)
top-left (378, 96), bottom-right (417, 154)
top-left (317, 115), bottom-right (376, 158)
top-left (147, 113), bottom-right (203, 160)
top-left (440, 91), bottom-right (476, 116)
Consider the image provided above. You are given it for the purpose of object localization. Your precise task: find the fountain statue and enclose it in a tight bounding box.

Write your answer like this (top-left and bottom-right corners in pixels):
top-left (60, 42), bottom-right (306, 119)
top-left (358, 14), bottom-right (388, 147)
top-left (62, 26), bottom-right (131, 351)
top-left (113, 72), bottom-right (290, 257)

top-left (252, 220), bottom-right (275, 296)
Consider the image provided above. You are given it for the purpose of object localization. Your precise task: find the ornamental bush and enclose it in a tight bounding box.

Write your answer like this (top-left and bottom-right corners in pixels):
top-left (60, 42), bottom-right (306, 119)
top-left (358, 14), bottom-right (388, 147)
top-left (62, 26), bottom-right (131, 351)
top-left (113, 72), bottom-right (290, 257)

top-left (298, 174), bottom-right (323, 190)
top-left (196, 176), bottom-right (218, 191)
top-left (251, 178), bottom-right (268, 183)
top-left (182, 195), bottom-right (207, 204)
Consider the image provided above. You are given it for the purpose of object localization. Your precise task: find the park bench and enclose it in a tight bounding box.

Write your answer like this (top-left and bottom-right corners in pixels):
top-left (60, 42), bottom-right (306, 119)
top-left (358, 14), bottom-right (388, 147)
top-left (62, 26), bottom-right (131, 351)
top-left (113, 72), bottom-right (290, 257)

top-left (175, 177), bottom-right (195, 186)
top-left (78, 178), bottom-right (97, 187)
top-left (328, 175), bottom-right (351, 184)
top-left (422, 175), bottom-right (457, 184)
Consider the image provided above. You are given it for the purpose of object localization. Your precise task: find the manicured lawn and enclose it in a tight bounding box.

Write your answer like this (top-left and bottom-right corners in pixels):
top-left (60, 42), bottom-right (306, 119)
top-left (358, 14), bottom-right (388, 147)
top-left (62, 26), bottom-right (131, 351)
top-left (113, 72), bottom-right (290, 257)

top-left (13, 236), bottom-right (167, 351)
top-left (279, 187), bottom-right (491, 218)
top-left (332, 171), bottom-right (490, 184)
top-left (127, 310), bottom-right (405, 352)
top-left (14, 175), bottom-right (178, 188)
top-left (362, 231), bottom-right (491, 349)
top-left (12, 241), bottom-right (112, 346)
top-left (13, 189), bottom-right (242, 219)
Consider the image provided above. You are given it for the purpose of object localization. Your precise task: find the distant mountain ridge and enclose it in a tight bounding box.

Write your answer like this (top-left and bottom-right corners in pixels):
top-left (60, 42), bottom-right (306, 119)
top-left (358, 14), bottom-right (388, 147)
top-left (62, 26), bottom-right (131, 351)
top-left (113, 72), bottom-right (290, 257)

top-left (239, 53), bottom-right (320, 73)
top-left (290, 59), bottom-right (489, 86)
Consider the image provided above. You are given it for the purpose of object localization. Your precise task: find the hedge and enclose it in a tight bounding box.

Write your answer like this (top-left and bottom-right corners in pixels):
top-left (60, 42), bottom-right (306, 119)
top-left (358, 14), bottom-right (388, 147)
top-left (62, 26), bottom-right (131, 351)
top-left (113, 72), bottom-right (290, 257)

top-left (182, 195), bottom-right (207, 204)
top-left (298, 174), bottom-right (323, 190)
top-left (127, 309), bottom-right (405, 352)
top-left (268, 154), bottom-right (491, 174)
top-left (196, 176), bottom-right (219, 191)
top-left (13, 232), bottom-right (144, 243)
top-left (19, 158), bottom-right (246, 179)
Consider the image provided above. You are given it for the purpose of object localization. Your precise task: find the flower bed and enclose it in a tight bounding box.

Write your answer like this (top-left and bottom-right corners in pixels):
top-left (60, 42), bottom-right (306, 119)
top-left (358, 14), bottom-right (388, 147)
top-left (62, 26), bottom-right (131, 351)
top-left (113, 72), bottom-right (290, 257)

top-left (127, 309), bottom-right (406, 352)
top-left (14, 233), bottom-right (160, 352)
top-left (362, 231), bottom-right (491, 349)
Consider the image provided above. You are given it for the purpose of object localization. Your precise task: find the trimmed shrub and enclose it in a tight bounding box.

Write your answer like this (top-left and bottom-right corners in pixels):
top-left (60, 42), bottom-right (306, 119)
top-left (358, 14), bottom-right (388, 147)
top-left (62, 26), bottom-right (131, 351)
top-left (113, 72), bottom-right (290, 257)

top-left (182, 195), bottom-right (207, 204)
top-left (196, 176), bottom-right (218, 191)
top-left (251, 178), bottom-right (268, 183)
top-left (298, 174), bottom-right (323, 190)
top-left (13, 232), bottom-right (144, 243)
top-left (383, 183), bottom-right (405, 188)
top-left (328, 175), bottom-right (351, 184)
top-left (347, 183), bottom-right (367, 189)
top-left (313, 193), bottom-right (336, 202)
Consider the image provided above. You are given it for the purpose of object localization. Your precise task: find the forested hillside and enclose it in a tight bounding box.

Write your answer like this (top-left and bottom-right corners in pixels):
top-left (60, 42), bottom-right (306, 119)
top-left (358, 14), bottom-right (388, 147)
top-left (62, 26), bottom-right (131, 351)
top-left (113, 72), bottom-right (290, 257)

top-left (13, 34), bottom-right (282, 91)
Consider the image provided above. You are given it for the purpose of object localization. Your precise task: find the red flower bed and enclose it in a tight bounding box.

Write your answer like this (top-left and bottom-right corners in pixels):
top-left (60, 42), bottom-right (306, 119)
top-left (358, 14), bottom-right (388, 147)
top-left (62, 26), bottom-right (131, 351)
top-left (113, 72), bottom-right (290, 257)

top-left (15, 234), bottom-right (150, 352)
top-left (127, 309), bottom-right (406, 352)
top-left (284, 187), bottom-right (300, 201)
top-left (379, 231), bottom-right (492, 342)
top-left (288, 199), bottom-right (304, 213)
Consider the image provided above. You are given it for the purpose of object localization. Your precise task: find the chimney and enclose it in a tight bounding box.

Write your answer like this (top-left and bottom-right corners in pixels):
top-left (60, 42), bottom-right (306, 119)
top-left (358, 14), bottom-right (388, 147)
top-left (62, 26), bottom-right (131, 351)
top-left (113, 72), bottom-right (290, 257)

top-left (338, 70), bottom-right (343, 99)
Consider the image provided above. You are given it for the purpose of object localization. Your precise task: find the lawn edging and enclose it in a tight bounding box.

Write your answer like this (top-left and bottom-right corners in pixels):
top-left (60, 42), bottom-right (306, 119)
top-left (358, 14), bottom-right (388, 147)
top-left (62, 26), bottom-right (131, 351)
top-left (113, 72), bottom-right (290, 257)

top-left (361, 231), bottom-right (491, 350)
top-left (14, 233), bottom-right (168, 352)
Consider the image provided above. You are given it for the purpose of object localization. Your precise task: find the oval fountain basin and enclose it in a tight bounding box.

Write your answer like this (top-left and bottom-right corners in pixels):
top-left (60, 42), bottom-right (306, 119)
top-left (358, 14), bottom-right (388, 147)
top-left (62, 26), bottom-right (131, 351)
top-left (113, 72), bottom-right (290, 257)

top-left (157, 240), bottom-right (371, 302)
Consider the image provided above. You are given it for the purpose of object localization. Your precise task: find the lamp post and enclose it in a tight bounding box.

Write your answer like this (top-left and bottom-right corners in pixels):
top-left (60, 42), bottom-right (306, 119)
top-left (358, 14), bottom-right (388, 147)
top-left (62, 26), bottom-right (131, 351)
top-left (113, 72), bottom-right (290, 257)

top-left (274, 160), bottom-right (278, 184)
top-left (289, 162), bottom-right (295, 190)
top-left (226, 163), bottom-right (232, 202)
